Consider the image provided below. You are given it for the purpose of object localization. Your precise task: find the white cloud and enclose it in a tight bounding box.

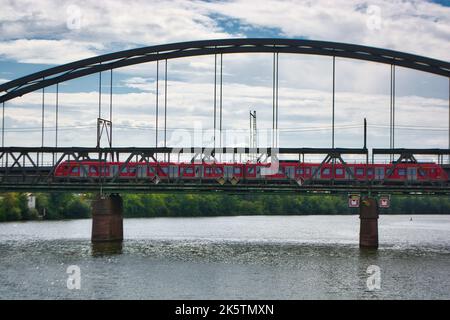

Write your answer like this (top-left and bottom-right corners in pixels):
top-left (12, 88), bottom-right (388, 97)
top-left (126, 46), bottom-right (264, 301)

top-left (202, 0), bottom-right (450, 61)
top-left (0, 0), bottom-right (234, 63)
top-left (1, 0), bottom-right (448, 63)
top-left (0, 39), bottom-right (104, 64)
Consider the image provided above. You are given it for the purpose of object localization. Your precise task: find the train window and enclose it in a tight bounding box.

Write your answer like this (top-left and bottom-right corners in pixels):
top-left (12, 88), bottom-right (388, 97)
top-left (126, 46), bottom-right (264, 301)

top-left (418, 169), bottom-right (426, 177)
top-left (149, 167), bottom-right (156, 174)
top-left (356, 168), bottom-right (364, 176)
top-left (296, 168), bottom-right (304, 175)
top-left (386, 168), bottom-right (393, 176)
top-left (322, 168), bottom-right (331, 175)
top-left (90, 166), bottom-right (98, 174)
top-left (367, 168), bottom-right (374, 176)
top-left (306, 168), bottom-right (311, 175)
top-left (185, 167), bottom-right (194, 174)
top-left (431, 168), bottom-right (436, 174)
top-left (161, 167), bottom-right (169, 174)
top-left (248, 166), bottom-right (255, 174)
top-left (121, 166), bottom-right (128, 173)
top-left (215, 167), bottom-right (223, 175)
top-left (335, 168), bottom-right (344, 175)
top-left (71, 166), bottom-right (79, 173)
top-left (398, 168), bottom-right (406, 176)
top-left (129, 167), bottom-right (136, 174)
top-left (234, 167), bottom-right (241, 174)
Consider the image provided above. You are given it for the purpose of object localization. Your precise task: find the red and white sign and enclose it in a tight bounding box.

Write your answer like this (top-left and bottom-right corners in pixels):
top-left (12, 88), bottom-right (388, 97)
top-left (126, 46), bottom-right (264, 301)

top-left (379, 196), bottom-right (390, 208)
top-left (348, 194), bottom-right (360, 208)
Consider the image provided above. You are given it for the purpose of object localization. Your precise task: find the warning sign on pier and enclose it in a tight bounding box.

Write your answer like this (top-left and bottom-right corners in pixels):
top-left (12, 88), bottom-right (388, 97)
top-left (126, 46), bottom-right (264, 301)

top-left (348, 194), bottom-right (360, 208)
top-left (379, 196), bottom-right (390, 208)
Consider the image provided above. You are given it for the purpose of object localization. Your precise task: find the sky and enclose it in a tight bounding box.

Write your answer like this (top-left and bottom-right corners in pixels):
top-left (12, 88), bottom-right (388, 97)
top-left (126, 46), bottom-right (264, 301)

top-left (0, 0), bottom-right (449, 163)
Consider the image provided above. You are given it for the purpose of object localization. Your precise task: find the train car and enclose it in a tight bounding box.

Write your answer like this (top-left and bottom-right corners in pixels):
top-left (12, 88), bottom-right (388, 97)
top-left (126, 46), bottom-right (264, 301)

top-left (54, 160), bottom-right (448, 185)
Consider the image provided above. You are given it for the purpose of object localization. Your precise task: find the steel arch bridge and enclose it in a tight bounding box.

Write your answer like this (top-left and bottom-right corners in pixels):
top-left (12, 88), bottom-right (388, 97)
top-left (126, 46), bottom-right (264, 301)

top-left (0, 38), bottom-right (449, 195)
top-left (0, 38), bottom-right (449, 103)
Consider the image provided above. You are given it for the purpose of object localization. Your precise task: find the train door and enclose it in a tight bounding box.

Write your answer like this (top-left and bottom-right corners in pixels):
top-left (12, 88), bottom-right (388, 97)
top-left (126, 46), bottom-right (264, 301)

top-left (224, 166), bottom-right (233, 179)
top-left (195, 165), bottom-right (203, 178)
top-left (375, 167), bottom-right (384, 180)
top-left (311, 166), bottom-right (320, 179)
top-left (407, 167), bottom-right (417, 182)
top-left (246, 165), bottom-right (256, 179)
top-left (137, 165), bottom-right (147, 178)
top-left (345, 167), bottom-right (355, 180)
top-left (169, 165), bottom-right (179, 178)
top-left (285, 166), bottom-right (295, 179)
top-left (80, 165), bottom-right (89, 178)
top-left (111, 165), bottom-right (119, 178)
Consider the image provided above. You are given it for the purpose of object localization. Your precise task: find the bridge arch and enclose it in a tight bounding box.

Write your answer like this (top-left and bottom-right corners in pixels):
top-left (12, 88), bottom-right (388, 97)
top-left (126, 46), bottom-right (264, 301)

top-left (0, 38), bottom-right (449, 104)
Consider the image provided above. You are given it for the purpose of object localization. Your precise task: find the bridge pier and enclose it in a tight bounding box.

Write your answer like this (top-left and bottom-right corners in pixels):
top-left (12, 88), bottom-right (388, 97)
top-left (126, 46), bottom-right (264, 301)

top-left (91, 194), bottom-right (123, 242)
top-left (359, 197), bottom-right (379, 249)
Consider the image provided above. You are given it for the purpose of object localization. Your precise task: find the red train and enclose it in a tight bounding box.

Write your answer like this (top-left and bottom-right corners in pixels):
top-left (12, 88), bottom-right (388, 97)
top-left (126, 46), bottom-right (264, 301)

top-left (54, 161), bottom-right (448, 185)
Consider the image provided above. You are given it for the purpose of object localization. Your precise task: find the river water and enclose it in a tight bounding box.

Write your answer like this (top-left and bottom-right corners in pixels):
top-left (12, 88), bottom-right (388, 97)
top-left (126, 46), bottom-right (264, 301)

top-left (0, 215), bottom-right (449, 299)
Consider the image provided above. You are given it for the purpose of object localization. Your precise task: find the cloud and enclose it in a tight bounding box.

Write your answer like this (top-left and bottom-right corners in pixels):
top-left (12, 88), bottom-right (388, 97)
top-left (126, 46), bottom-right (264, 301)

top-left (0, 0), bottom-right (234, 63)
top-left (1, 0), bottom-right (448, 64)
top-left (202, 0), bottom-right (450, 60)
top-left (3, 82), bottom-right (448, 151)
top-left (0, 39), bottom-right (104, 64)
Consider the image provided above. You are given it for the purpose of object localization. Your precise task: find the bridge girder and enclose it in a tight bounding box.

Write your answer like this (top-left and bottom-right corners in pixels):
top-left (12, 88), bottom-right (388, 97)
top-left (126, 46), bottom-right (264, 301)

top-left (0, 38), bottom-right (449, 104)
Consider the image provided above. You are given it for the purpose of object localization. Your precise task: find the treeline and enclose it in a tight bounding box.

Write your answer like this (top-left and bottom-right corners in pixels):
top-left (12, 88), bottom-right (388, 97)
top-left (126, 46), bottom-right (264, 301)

top-left (121, 194), bottom-right (450, 217)
top-left (122, 194), bottom-right (350, 217)
top-left (0, 193), bottom-right (450, 222)
top-left (0, 193), bottom-right (90, 222)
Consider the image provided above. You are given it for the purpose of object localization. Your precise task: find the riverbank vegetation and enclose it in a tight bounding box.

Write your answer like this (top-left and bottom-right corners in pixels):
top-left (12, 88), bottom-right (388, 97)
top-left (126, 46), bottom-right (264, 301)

top-left (0, 192), bottom-right (449, 222)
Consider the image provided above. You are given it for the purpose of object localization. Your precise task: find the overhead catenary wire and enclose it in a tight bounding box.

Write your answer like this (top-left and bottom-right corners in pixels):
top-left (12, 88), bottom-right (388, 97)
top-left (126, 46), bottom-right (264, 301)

top-left (98, 69), bottom-right (102, 119)
top-left (332, 56), bottom-right (336, 149)
top-left (1, 102), bottom-right (4, 166)
top-left (40, 78), bottom-right (45, 166)
top-left (55, 83), bottom-right (59, 148)
top-left (155, 59), bottom-right (159, 159)
top-left (2, 123), bottom-right (448, 133)
top-left (213, 53), bottom-right (217, 151)
top-left (54, 83), bottom-right (59, 166)
top-left (164, 59), bottom-right (168, 148)
top-left (110, 69), bottom-right (113, 148)
top-left (220, 53), bottom-right (223, 157)
top-left (1, 102), bottom-right (4, 147)
top-left (276, 52), bottom-right (279, 148)
top-left (272, 51), bottom-right (280, 148)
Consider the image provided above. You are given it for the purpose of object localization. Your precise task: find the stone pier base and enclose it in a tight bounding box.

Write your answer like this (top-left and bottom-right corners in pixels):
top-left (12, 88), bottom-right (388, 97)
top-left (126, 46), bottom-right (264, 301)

top-left (359, 197), bottom-right (379, 249)
top-left (91, 194), bottom-right (123, 242)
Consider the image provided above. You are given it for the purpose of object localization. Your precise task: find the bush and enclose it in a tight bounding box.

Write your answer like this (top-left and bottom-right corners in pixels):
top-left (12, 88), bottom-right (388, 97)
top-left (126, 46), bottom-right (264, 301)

top-left (64, 198), bottom-right (91, 219)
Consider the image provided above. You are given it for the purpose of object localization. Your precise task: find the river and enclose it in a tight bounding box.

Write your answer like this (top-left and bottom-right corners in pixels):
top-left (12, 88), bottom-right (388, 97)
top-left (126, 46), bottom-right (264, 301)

top-left (0, 215), bottom-right (449, 299)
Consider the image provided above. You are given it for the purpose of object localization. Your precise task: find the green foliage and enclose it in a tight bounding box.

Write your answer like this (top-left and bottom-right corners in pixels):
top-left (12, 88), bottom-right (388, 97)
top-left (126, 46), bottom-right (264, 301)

top-left (64, 197), bottom-right (91, 219)
top-left (0, 192), bottom-right (449, 222)
top-left (0, 193), bottom-right (27, 221)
